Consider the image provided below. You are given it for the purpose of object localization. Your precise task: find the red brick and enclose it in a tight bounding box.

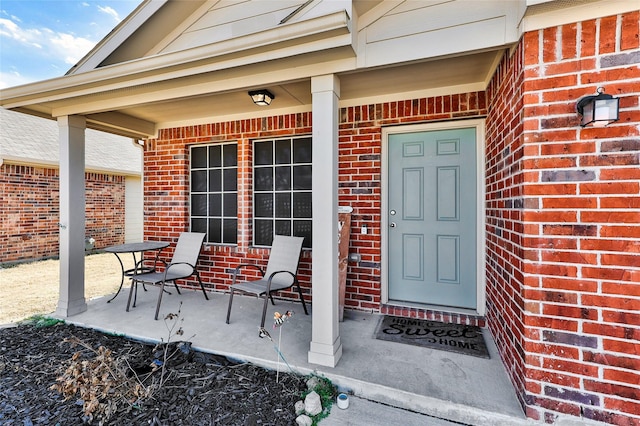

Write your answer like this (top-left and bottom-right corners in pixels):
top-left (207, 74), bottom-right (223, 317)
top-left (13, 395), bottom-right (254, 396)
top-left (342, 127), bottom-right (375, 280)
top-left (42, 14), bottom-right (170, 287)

top-left (598, 15), bottom-right (618, 54)
top-left (527, 368), bottom-right (580, 387)
top-left (581, 20), bottom-right (597, 57)
top-left (604, 397), bottom-right (640, 418)
top-left (561, 24), bottom-right (578, 59)
top-left (603, 310), bottom-right (640, 326)
top-left (604, 338), bottom-right (640, 355)
top-left (621, 11), bottom-right (640, 50)
top-left (584, 322), bottom-right (640, 340)
top-left (541, 277), bottom-right (598, 292)
top-left (585, 380), bottom-right (640, 401)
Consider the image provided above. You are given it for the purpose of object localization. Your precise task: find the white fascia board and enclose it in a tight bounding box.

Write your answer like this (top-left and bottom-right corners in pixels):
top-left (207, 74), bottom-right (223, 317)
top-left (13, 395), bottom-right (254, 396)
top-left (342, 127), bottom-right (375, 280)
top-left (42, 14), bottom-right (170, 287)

top-left (52, 49), bottom-right (355, 116)
top-left (0, 155), bottom-right (58, 169)
top-left (523, 0), bottom-right (640, 32)
top-left (0, 10), bottom-right (351, 110)
top-left (70, 0), bottom-right (168, 75)
top-left (526, 0), bottom-right (553, 5)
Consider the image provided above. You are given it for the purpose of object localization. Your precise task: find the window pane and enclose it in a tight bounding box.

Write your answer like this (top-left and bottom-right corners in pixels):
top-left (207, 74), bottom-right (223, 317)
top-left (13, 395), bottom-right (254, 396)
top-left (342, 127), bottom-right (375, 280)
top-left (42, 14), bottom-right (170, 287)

top-left (294, 220), bottom-right (312, 248)
top-left (223, 168), bottom-right (237, 191)
top-left (192, 170), bottom-right (207, 192)
top-left (254, 168), bottom-right (273, 191)
top-left (223, 144), bottom-right (237, 167)
top-left (208, 218), bottom-right (222, 243)
top-left (293, 192), bottom-right (312, 218)
top-left (223, 219), bottom-right (237, 244)
top-left (191, 194), bottom-right (207, 216)
top-left (255, 220), bottom-right (273, 246)
top-left (275, 220), bottom-right (291, 237)
top-left (209, 194), bottom-right (221, 216)
top-left (223, 193), bottom-right (237, 216)
top-left (293, 165), bottom-right (312, 190)
top-left (192, 147), bottom-right (207, 168)
top-left (254, 141), bottom-right (273, 165)
top-left (209, 169), bottom-right (221, 192)
top-left (192, 218), bottom-right (206, 234)
top-left (275, 140), bottom-right (291, 164)
top-left (209, 145), bottom-right (221, 167)
top-left (191, 142), bottom-right (238, 246)
top-left (255, 193), bottom-right (273, 217)
top-left (274, 193), bottom-right (291, 218)
top-left (275, 166), bottom-right (291, 191)
top-left (293, 137), bottom-right (312, 163)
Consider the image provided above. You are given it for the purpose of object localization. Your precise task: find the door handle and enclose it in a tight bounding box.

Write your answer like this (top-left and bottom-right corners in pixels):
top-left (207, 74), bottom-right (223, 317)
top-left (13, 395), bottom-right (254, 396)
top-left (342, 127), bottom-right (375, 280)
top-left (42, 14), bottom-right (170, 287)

top-left (390, 222), bottom-right (396, 228)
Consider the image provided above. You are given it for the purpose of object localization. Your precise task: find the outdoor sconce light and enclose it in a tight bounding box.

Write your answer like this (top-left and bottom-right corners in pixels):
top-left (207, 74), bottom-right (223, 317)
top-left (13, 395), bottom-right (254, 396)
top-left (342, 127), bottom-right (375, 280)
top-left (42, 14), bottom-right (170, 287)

top-left (249, 89), bottom-right (274, 106)
top-left (576, 87), bottom-right (619, 127)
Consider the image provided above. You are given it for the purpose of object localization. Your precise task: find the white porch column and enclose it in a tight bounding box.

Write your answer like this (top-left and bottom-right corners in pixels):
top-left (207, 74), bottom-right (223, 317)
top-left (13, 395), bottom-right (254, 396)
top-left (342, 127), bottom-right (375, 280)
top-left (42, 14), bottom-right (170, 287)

top-left (308, 74), bottom-right (342, 367)
top-left (55, 115), bottom-right (87, 317)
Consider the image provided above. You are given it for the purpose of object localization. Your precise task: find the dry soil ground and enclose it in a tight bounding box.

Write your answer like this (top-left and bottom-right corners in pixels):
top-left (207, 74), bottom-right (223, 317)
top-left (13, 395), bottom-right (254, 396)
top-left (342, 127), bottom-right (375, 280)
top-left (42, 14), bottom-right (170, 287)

top-left (0, 252), bottom-right (133, 324)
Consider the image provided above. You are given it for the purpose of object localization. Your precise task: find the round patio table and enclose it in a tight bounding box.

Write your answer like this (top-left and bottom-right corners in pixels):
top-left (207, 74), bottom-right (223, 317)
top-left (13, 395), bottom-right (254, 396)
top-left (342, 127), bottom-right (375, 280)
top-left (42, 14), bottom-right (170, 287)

top-left (104, 241), bottom-right (169, 303)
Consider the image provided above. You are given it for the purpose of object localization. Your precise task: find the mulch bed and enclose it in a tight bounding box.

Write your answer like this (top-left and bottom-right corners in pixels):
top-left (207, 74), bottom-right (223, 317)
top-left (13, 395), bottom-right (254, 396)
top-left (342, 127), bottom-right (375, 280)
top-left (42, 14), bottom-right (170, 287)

top-left (0, 320), bottom-right (312, 425)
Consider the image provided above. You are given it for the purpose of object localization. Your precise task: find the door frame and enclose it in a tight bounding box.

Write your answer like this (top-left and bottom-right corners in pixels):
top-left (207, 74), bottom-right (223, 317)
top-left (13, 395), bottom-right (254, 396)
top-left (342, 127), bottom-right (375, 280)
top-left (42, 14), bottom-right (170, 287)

top-left (381, 119), bottom-right (487, 315)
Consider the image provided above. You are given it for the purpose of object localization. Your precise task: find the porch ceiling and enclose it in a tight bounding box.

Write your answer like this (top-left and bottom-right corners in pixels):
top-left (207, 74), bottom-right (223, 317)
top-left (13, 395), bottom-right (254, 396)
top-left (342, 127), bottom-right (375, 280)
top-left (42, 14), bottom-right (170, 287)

top-left (2, 49), bottom-right (502, 139)
top-left (125, 50), bottom-right (502, 129)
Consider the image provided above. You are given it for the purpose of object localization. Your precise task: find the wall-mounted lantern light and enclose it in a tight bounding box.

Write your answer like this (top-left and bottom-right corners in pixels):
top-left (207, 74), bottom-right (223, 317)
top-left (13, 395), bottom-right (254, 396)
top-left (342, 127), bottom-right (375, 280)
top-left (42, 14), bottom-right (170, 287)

top-left (249, 89), bottom-right (275, 106)
top-left (576, 87), bottom-right (619, 127)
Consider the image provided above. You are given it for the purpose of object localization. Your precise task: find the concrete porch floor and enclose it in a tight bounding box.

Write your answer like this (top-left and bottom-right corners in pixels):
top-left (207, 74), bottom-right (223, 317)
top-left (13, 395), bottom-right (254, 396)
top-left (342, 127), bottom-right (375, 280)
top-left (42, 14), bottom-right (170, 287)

top-left (55, 286), bottom-right (528, 426)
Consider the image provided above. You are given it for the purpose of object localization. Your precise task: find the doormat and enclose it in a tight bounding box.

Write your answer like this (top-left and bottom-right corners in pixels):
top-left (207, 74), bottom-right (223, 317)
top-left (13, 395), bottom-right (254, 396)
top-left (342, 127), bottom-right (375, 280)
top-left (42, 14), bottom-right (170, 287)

top-left (374, 316), bottom-right (490, 358)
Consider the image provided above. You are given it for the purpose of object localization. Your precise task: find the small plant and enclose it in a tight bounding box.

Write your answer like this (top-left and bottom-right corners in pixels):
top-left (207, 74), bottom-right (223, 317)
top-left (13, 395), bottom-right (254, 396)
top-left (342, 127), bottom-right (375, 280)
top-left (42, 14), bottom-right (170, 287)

top-left (21, 314), bottom-right (64, 328)
top-left (303, 375), bottom-right (337, 425)
top-left (51, 336), bottom-right (149, 424)
top-left (150, 302), bottom-right (190, 389)
top-left (50, 303), bottom-right (191, 424)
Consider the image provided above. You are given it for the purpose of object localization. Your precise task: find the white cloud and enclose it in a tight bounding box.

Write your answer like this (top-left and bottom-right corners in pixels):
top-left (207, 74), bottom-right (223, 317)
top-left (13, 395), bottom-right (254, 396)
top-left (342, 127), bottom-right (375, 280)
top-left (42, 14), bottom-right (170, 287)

top-left (97, 5), bottom-right (121, 22)
top-left (0, 70), bottom-right (31, 89)
top-left (47, 30), bottom-right (95, 64)
top-left (0, 18), bottom-right (43, 48)
top-left (0, 17), bottom-right (96, 67)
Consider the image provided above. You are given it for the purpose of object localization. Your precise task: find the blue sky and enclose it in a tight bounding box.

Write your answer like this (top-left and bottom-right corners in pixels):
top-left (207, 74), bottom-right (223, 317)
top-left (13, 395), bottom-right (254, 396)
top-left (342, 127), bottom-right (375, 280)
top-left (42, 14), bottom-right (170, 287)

top-left (0, 0), bottom-right (140, 89)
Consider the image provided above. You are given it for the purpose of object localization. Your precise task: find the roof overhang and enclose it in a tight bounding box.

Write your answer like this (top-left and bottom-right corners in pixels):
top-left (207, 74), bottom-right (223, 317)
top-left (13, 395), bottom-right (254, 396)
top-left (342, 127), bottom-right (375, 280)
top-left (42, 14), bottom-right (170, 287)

top-left (0, 6), bottom-right (508, 139)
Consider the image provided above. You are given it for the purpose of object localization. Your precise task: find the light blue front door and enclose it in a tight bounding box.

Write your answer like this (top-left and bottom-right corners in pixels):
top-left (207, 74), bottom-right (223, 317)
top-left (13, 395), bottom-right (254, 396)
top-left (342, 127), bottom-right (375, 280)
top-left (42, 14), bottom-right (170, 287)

top-left (388, 127), bottom-right (477, 309)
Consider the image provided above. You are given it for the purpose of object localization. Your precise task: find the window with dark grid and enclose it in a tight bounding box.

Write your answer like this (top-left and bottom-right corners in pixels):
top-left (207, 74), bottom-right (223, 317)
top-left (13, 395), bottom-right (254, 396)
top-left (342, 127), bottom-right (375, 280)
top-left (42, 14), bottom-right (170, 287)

top-left (190, 143), bottom-right (238, 244)
top-left (253, 136), bottom-right (312, 248)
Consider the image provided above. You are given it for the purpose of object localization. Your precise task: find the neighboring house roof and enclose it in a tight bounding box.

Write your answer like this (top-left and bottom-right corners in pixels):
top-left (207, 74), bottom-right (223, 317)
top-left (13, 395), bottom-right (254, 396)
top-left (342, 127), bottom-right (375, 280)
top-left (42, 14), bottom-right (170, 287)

top-left (0, 108), bottom-right (141, 176)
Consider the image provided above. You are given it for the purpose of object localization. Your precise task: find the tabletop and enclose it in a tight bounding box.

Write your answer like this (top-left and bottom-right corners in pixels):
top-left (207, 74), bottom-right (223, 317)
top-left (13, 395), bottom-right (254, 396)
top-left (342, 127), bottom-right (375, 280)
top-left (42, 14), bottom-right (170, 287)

top-left (104, 241), bottom-right (169, 254)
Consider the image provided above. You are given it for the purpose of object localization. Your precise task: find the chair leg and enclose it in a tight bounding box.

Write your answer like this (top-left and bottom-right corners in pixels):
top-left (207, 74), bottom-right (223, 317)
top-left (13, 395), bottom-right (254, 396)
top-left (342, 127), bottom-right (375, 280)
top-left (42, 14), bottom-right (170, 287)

top-left (172, 280), bottom-right (181, 294)
top-left (269, 293), bottom-right (276, 306)
top-left (155, 280), bottom-right (166, 320)
top-left (195, 271), bottom-right (209, 300)
top-left (226, 288), bottom-right (235, 324)
top-left (260, 293), bottom-right (270, 329)
top-left (126, 279), bottom-right (136, 312)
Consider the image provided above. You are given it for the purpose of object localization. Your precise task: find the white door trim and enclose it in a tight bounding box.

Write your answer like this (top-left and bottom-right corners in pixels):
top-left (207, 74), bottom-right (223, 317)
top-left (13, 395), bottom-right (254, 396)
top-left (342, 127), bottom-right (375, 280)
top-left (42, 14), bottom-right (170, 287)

top-left (381, 119), bottom-right (486, 315)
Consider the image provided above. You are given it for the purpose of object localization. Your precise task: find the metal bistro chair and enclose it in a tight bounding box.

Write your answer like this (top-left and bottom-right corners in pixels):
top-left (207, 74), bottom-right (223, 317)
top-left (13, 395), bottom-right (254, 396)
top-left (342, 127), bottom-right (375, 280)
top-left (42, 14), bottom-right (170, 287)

top-left (226, 235), bottom-right (308, 328)
top-left (127, 232), bottom-right (209, 320)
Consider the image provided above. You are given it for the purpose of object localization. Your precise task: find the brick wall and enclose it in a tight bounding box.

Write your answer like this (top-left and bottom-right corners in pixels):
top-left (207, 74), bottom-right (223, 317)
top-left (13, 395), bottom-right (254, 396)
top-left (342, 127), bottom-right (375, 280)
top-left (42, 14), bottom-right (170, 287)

top-left (517, 11), bottom-right (640, 425)
top-left (144, 94), bottom-right (487, 311)
top-left (0, 164), bottom-right (127, 263)
top-left (143, 117), bottom-right (314, 297)
top-left (485, 41), bottom-right (527, 411)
